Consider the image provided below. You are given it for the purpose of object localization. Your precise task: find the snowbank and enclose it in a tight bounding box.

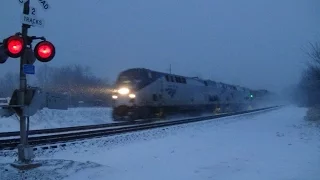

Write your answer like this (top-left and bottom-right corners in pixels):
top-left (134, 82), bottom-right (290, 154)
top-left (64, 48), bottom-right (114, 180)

top-left (0, 107), bottom-right (113, 132)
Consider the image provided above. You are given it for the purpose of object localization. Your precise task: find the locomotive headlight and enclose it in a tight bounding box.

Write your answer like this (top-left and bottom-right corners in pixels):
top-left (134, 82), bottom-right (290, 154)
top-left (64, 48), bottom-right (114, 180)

top-left (112, 95), bottom-right (118, 99)
top-left (118, 87), bottom-right (130, 95)
top-left (128, 93), bottom-right (136, 98)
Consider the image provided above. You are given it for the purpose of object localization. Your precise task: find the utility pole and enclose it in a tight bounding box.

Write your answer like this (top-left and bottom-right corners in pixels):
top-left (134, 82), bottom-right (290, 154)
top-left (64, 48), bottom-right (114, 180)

top-left (169, 64), bottom-right (171, 74)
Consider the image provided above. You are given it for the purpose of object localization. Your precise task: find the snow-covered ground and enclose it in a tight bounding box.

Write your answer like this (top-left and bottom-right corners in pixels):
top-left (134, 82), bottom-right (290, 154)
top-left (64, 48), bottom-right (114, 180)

top-left (0, 107), bottom-right (113, 132)
top-left (0, 105), bottom-right (319, 180)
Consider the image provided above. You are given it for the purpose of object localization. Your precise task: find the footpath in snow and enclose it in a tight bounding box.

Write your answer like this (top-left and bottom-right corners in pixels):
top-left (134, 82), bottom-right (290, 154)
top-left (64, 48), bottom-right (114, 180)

top-left (0, 105), bottom-right (320, 180)
top-left (0, 107), bottom-right (113, 132)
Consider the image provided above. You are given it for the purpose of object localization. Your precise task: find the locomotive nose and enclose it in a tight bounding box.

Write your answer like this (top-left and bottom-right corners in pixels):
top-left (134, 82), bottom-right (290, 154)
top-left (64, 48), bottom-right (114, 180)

top-left (117, 87), bottom-right (130, 95)
top-left (112, 87), bottom-right (136, 100)
top-left (111, 87), bottom-right (136, 107)
top-left (112, 94), bottom-right (136, 103)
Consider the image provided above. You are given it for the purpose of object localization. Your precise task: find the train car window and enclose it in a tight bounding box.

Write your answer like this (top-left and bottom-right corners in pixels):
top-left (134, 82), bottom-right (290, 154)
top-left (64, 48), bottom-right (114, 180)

top-left (153, 94), bottom-right (158, 101)
top-left (175, 76), bottom-right (181, 83)
top-left (170, 76), bottom-right (174, 82)
top-left (212, 83), bottom-right (217, 87)
top-left (148, 72), bottom-right (152, 79)
top-left (165, 75), bottom-right (169, 81)
top-left (0, 100), bottom-right (7, 103)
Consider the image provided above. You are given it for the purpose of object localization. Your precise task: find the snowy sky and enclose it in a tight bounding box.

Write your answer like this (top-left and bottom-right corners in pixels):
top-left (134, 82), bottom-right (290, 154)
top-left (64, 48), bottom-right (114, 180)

top-left (0, 0), bottom-right (319, 93)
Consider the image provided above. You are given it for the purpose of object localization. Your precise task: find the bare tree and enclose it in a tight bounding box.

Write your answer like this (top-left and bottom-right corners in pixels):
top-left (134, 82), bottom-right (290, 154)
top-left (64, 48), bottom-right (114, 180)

top-left (35, 64), bottom-right (112, 107)
top-left (0, 72), bottom-right (19, 97)
top-left (296, 41), bottom-right (320, 107)
top-left (306, 42), bottom-right (320, 65)
top-left (36, 64), bottom-right (55, 91)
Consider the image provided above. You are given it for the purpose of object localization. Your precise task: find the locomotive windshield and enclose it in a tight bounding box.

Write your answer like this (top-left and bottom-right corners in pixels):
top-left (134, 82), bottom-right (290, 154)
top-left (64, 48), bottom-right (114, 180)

top-left (117, 75), bottom-right (132, 84)
top-left (115, 69), bottom-right (148, 90)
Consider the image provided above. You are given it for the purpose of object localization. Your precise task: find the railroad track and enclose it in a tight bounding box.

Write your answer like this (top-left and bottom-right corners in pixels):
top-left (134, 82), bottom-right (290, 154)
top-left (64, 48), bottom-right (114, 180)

top-left (0, 106), bottom-right (280, 150)
top-left (0, 119), bottom-right (157, 138)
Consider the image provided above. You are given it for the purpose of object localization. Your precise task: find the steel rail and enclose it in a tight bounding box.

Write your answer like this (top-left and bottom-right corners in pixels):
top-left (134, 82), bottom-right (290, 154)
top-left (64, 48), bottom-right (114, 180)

top-left (0, 119), bottom-right (156, 138)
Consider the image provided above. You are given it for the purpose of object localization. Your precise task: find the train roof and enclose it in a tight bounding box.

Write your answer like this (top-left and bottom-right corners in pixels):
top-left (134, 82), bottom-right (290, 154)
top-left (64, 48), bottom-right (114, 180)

top-left (118, 68), bottom-right (260, 92)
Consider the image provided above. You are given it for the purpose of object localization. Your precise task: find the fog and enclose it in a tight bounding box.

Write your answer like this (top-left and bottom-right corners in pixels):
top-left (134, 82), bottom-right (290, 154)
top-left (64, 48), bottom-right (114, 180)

top-left (0, 0), bottom-right (319, 93)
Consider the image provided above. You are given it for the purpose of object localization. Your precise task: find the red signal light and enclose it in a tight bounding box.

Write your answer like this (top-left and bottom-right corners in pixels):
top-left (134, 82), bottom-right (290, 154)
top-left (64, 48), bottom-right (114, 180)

top-left (8, 40), bottom-right (23, 54)
top-left (3, 35), bottom-right (25, 58)
top-left (34, 41), bottom-right (55, 62)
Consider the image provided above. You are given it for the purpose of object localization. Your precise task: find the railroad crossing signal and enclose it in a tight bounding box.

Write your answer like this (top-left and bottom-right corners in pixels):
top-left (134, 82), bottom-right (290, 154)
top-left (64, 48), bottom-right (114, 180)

top-left (8, 0), bottom-right (57, 166)
top-left (3, 35), bottom-right (26, 58)
top-left (34, 40), bottom-right (55, 62)
top-left (0, 34), bottom-right (56, 63)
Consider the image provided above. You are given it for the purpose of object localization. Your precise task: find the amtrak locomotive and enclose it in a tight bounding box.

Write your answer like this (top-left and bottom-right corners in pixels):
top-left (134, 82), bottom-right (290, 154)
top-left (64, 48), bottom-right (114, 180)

top-left (111, 68), bottom-right (273, 121)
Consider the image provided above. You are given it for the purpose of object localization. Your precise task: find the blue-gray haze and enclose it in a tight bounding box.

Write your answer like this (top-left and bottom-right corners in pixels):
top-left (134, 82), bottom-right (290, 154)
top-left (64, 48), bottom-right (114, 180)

top-left (0, 0), bottom-right (319, 93)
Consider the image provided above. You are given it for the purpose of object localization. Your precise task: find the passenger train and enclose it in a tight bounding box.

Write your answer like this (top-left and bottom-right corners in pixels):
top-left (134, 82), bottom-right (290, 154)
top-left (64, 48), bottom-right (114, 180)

top-left (111, 68), bottom-right (275, 121)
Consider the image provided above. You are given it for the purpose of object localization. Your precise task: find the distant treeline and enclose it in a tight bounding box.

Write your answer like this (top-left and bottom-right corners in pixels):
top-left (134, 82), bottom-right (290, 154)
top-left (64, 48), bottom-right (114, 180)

top-left (0, 64), bottom-right (113, 107)
top-left (291, 42), bottom-right (320, 107)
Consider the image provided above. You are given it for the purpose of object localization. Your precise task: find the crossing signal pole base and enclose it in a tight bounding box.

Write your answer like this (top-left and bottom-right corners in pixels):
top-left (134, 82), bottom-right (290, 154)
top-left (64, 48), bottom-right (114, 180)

top-left (11, 161), bottom-right (41, 171)
top-left (11, 157), bottom-right (41, 171)
top-left (17, 144), bottom-right (34, 161)
top-left (11, 144), bottom-right (41, 170)
top-left (11, 144), bottom-right (40, 170)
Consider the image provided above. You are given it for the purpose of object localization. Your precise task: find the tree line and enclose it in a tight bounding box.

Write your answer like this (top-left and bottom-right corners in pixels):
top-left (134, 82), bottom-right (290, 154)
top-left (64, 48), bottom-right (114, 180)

top-left (293, 42), bottom-right (320, 107)
top-left (0, 64), bottom-right (113, 107)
